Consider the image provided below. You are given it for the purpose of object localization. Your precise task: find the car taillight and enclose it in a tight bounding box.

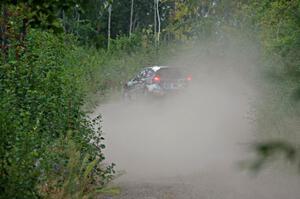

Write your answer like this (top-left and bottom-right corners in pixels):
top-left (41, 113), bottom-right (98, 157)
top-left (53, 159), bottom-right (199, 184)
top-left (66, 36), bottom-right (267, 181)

top-left (153, 75), bottom-right (161, 83)
top-left (186, 75), bottom-right (192, 81)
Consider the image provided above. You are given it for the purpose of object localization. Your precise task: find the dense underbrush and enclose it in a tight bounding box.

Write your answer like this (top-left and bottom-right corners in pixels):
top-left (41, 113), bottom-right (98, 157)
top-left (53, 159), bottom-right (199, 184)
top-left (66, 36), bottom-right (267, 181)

top-left (0, 29), bottom-right (160, 198)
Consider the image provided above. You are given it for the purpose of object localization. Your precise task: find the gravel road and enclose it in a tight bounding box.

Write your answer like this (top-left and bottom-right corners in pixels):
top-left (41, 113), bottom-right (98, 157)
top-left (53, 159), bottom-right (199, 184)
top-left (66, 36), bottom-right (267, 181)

top-left (94, 67), bottom-right (300, 199)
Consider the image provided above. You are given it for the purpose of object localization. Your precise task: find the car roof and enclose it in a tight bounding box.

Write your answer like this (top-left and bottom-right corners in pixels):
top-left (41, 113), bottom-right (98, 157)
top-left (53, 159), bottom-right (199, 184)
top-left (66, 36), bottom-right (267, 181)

top-left (147, 65), bottom-right (169, 72)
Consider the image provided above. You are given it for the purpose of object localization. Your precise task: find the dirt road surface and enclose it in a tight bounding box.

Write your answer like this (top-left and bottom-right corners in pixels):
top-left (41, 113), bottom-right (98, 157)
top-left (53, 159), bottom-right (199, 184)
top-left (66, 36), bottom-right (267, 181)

top-left (94, 68), bottom-right (300, 199)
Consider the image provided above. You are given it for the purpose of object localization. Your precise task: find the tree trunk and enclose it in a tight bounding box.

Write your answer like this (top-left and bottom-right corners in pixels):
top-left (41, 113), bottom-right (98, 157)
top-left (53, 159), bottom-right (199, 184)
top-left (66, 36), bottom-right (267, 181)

top-left (129, 0), bottom-right (134, 36)
top-left (62, 9), bottom-right (67, 32)
top-left (154, 0), bottom-right (157, 46)
top-left (108, 4), bottom-right (112, 50)
top-left (1, 3), bottom-right (8, 63)
top-left (156, 0), bottom-right (161, 44)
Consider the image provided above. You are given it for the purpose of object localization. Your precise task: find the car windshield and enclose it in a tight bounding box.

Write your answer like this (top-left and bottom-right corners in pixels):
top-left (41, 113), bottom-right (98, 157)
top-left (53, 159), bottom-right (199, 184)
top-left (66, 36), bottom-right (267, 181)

top-left (157, 68), bottom-right (184, 79)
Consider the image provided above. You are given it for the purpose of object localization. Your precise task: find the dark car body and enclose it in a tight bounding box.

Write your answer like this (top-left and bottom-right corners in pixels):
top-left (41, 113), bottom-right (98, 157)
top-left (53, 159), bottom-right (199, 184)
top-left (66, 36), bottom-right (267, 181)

top-left (123, 66), bottom-right (191, 99)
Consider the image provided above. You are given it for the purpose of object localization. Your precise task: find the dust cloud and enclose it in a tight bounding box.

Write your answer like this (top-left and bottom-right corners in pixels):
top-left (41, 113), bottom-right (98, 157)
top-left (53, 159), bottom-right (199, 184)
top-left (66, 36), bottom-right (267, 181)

top-left (93, 45), bottom-right (300, 198)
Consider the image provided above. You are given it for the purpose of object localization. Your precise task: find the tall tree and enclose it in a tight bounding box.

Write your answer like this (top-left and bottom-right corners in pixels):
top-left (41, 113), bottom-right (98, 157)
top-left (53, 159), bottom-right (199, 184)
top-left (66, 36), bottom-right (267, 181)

top-left (129, 0), bottom-right (134, 36)
top-left (154, 0), bottom-right (157, 45)
top-left (156, 0), bottom-right (161, 44)
top-left (108, 3), bottom-right (112, 49)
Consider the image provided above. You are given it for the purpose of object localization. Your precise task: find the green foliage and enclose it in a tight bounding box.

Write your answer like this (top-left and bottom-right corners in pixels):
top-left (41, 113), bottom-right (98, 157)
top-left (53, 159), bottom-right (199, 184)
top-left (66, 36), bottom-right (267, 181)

top-left (0, 29), bottom-right (115, 198)
top-left (1, 0), bottom-right (77, 33)
top-left (0, 5), bottom-right (167, 195)
top-left (38, 132), bottom-right (116, 199)
top-left (249, 141), bottom-right (300, 172)
top-left (110, 34), bottom-right (142, 52)
top-left (248, 0), bottom-right (300, 75)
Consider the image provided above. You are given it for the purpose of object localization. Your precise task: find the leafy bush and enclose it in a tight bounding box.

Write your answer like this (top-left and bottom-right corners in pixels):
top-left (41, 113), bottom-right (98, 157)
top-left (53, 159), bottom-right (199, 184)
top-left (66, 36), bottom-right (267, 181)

top-left (0, 21), bottom-right (167, 198)
top-left (0, 29), bottom-right (114, 199)
top-left (38, 131), bottom-right (116, 199)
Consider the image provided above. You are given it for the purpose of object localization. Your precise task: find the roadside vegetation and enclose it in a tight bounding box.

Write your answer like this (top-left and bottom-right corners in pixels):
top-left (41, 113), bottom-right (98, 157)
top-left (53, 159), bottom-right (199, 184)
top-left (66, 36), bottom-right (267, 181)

top-left (0, 0), bottom-right (300, 198)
